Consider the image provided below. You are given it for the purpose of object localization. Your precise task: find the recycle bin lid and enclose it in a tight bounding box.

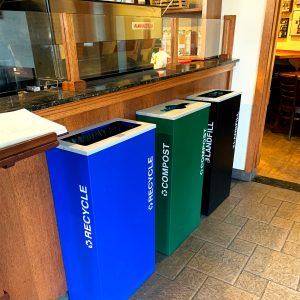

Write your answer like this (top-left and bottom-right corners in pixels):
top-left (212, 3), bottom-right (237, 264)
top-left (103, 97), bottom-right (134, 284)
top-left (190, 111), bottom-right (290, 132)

top-left (186, 89), bottom-right (241, 103)
top-left (56, 118), bottom-right (155, 156)
top-left (136, 99), bottom-right (210, 120)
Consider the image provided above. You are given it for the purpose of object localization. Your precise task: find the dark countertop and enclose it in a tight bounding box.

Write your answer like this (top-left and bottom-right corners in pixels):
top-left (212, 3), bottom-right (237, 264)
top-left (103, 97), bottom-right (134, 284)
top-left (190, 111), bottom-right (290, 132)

top-left (0, 58), bottom-right (238, 113)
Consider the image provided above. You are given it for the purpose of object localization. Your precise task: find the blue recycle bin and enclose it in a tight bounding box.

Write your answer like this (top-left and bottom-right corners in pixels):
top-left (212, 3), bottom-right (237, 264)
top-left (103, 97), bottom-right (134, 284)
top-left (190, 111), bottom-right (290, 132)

top-left (46, 118), bottom-right (156, 300)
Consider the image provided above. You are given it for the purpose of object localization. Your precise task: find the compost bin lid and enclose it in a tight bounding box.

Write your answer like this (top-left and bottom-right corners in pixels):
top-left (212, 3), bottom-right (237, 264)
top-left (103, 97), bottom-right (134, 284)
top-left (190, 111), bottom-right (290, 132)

top-left (136, 99), bottom-right (210, 120)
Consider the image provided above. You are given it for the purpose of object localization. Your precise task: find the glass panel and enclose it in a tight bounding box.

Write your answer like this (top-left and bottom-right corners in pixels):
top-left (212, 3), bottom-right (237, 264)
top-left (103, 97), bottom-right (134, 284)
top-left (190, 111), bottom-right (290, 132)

top-left (178, 18), bottom-right (222, 58)
top-left (162, 17), bottom-right (222, 59)
top-left (178, 17), bottom-right (200, 56)
top-left (0, 11), bottom-right (36, 94)
top-left (77, 39), bottom-right (155, 79)
top-left (0, 10), bottom-right (67, 96)
top-left (161, 17), bottom-right (172, 56)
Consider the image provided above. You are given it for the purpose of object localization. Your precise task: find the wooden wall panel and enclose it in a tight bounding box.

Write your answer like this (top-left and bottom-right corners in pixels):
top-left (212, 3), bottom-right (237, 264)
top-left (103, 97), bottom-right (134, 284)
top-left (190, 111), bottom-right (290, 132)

top-left (0, 154), bottom-right (67, 300)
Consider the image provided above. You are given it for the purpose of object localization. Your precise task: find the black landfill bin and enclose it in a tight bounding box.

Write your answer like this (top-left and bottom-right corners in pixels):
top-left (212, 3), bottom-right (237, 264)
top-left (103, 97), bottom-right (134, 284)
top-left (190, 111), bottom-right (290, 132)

top-left (186, 89), bottom-right (241, 215)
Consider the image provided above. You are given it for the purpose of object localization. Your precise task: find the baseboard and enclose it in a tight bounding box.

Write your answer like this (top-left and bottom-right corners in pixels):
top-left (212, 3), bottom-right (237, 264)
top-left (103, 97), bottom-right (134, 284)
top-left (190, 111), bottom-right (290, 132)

top-left (253, 175), bottom-right (300, 192)
top-left (232, 168), bottom-right (256, 182)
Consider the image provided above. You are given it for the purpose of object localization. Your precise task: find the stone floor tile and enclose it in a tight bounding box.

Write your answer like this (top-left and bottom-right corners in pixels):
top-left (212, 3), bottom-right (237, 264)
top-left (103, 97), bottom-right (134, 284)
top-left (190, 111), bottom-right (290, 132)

top-left (270, 217), bottom-right (294, 230)
top-left (245, 246), bottom-right (300, 290)
top-left (232, 199), bottom-right (277, 223)
top-left (177, 236), bottom-right (205, 253)
top-left (144, 280), bottom-right (195, 300)
top-left (228, 238), bottom-right (256, 256)
top-left (224, 213), bottom-right (248, 227)
top-left (192, 217), bottom-right (240, 247)
top-left (235, 271), bottom-right (268, 297)
top-left (187, 242), bottom-right (248, 284)
top-left (209, 196), bottom-right (241, 221)
top-left (155, 249), bottom-right (195, 280)
top-left (287, 222), bottom-right (300, 244)
top-left (276, 202), bottom-right (300, 222)
top-left (261, 196), bottom-right (282, 208)
top-left (282, 241), bottom-right (300, 258)
top-left (261, 282), bottom-right (300, 300)
top-left (266, 187), bottom-right (300, 205)
top-left (130, 274), bottom-right (162, 299)
top-left (231, 180), bottom-right (238, 189)
top-left (174, 267), bottom-right (207, 291)
top-left (230, 181), bottom-right (271, 202)
top-left (131, 274), bottom-right (196, 300)
top-left (237, 219), bottom-right (289, 251)
top-left (193, 277), bottom-right (259, 300)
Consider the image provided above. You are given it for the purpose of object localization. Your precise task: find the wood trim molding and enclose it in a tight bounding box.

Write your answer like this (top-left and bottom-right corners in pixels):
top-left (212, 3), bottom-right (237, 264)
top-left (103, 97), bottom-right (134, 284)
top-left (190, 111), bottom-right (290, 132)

top-left (0, 133), bottom-right (58, 169)
top-left (244, 0), bottom-right (282, 173)
top-left (170, 17), bottom-right (179, 65)
top-left (221, 15), bottom-right (236, 60)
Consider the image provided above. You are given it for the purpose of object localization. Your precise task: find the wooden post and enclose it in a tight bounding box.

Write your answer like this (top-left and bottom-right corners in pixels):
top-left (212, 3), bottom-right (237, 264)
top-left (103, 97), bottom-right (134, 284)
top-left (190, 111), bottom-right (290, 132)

top-left (220, 15), bottom-right (236, 60)
top-left (167, 17), bottom-right (179, 69)
top-left (60, 13), bottom-right (86, 91)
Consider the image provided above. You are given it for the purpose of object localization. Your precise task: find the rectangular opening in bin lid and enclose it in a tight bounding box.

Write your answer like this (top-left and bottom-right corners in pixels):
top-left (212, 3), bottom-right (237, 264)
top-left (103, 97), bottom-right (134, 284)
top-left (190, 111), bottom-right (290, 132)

top-left (63, 121), bottom-right (140, 146)
top-left (57, 118), bottom-right (155, 156)
top-left (199, 90), bottom-right (232, 98)
top-left (186, 90), bottom-right (241, 103)
top-left (136, 99), bottom-right (210, 120)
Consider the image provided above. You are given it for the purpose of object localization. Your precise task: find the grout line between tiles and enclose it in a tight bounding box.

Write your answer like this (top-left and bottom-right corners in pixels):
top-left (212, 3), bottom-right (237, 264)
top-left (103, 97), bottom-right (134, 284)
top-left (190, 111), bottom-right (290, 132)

top-left (259, 280), bottom-right (271, 300)
top-left (163, 241), bottom-right (207, 282)
top-left (224, 217), bottom-right (247, 249)
top-left (266, 198), bottom-right (283, 225)
top-left (279, 219), bottom-right (295, 252)
top-left (190, 276), bottom-right (210, 300)
top-left (231, 243), bottom-right (258, 287)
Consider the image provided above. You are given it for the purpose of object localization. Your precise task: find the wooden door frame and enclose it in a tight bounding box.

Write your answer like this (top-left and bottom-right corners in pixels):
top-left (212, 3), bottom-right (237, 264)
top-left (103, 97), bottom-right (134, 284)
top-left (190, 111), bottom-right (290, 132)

top-left (245, 0), bottom-right (282, 174)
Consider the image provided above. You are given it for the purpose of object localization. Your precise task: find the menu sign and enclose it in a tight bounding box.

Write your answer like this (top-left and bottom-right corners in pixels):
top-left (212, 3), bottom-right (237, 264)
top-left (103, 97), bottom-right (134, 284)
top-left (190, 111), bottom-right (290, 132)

top-left (278, 18), bottom-right (290, 38)
top-left (290, 11), bottom-right (300, 35)
top-left (132, 22), bottom-right (154, 30)
top-left (282, 0), bottom-right (294, 12)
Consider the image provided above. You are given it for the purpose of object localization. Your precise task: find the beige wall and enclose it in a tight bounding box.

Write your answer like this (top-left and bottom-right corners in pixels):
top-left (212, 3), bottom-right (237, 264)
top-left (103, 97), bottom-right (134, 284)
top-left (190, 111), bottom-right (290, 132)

top-left (221, 0), bottom-right (267, 170)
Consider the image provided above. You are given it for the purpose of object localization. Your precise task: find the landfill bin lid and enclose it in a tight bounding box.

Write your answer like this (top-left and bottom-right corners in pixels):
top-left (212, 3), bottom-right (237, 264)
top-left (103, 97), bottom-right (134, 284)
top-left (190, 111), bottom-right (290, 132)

top-left (186, 89), bottom-right (241, 103)
top-left (56, 118), bottom-right (156, 156)
top-left (136, 99), bottom-right (210, 120)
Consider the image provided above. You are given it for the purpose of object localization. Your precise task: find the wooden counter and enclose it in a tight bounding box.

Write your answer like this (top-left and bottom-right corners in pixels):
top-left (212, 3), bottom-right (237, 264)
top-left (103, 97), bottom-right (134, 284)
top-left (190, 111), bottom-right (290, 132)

top-left (0, 61), bottom-right (236, 300)
top-left (275, 49), bottom-right (300, 59)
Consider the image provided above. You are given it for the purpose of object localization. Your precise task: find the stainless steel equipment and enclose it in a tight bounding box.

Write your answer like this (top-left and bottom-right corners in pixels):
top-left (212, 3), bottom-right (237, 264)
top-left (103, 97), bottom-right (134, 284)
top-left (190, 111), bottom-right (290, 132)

top-left (0, 0), bottom-right (162, 91)
top-left (49, 1), bottom-right (162, 78)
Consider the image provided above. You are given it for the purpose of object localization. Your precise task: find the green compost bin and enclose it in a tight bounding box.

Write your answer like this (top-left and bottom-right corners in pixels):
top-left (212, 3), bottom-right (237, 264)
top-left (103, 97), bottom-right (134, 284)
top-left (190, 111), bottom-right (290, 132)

top-left (136, 99), bottom-right (210, 255)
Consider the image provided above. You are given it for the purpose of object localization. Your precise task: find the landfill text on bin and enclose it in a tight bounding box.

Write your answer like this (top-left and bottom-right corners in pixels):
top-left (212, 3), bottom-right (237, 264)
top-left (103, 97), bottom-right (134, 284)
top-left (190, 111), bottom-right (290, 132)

top-left (200, 129), bottom-right (207, 175)
top-left (161, 143), bottom-right (170, 197)
top-left (148, 156), bottom-right (154, 211)
top-left (205, 122), bottom-right (214, 163)
top-left (79, 185), bottom-right (93, 249)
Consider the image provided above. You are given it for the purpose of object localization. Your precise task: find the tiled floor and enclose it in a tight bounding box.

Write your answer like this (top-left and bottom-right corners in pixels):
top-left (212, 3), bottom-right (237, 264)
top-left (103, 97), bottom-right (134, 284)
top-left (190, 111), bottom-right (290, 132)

top-left (257, 129), bottom-right (300, 184)
top-left (130, 181), bottom-right (300, 300)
